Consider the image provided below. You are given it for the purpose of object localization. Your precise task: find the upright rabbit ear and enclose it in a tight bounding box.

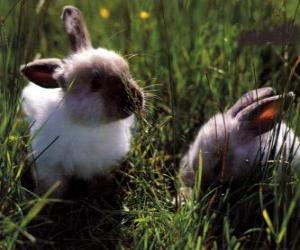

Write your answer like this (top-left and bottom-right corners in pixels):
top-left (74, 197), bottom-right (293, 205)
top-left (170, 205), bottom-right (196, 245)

top-left (62, 6), bottom-right (92, 53)
top-left (20, 58), bottom-right (62, 88)
top-left (228, 87), bottom-right (275, 117)
top-left (236, 92), bottom-right (295, 136)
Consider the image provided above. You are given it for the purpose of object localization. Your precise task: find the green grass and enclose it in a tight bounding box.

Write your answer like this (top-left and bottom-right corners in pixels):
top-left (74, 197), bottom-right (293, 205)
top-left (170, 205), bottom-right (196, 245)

top-left (1, 0), bottom-right (300, 249)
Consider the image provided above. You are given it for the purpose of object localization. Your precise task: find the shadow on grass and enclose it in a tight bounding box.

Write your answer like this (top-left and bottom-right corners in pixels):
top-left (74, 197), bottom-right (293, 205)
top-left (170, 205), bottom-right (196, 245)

top-left (21, 172), bottom-right (125, 250)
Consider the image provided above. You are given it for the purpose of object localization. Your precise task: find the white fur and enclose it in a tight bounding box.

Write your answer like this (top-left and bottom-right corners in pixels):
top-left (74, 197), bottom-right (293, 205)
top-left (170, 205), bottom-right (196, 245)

top-left (180, 112), bottom-right (300, 188)
top-left (59, 48), bottom-right (129, 83)
top-left (20, 6), bottom-right (143, 197)
top-left (56, 48), bottom-right (132, 125)
top-left (22, 82), bottom-right (134, 193)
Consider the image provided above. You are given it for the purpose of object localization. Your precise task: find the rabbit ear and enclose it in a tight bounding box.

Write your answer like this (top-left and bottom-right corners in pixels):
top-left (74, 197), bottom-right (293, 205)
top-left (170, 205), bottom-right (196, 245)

top-left (236, 92), bottom-right (295, 136)
top-left (20, 58), bottom-right (62, 88)
top-left (228, 87), bottom-right (275, 117)
top-left (62, 6), bottom-right (92, 52)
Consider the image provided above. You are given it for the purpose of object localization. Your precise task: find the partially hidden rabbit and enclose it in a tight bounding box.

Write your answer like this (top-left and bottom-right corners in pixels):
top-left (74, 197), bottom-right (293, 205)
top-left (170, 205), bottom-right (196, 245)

top-left (20, 6), bottom-right (144, 197)
top-left (180, 87), bottom-right (300, 192)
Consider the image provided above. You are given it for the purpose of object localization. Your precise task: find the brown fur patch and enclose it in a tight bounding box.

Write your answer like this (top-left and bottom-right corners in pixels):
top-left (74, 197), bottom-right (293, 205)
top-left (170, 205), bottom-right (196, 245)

top-left (62, 6), bottom-right (91, 52)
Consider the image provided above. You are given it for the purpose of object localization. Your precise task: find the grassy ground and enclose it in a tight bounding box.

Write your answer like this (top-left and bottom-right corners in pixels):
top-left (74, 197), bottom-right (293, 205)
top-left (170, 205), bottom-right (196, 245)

top-left (1, 0), bottom-right (300, 249)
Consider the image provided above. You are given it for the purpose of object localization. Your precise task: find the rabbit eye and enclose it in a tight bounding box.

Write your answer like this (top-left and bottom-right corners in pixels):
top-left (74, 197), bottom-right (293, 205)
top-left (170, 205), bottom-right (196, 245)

top-left (90, 78), bottom-right (102, 92)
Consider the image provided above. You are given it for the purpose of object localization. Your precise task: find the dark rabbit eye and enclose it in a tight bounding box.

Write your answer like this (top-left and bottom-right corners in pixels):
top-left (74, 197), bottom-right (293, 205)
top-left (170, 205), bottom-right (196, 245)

top-left (90, 78), bottom-right (102, 92)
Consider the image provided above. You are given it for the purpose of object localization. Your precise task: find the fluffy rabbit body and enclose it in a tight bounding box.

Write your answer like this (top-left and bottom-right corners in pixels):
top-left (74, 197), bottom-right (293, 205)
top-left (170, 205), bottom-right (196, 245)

top-left (180, 88), bottom-right (300, 189)
top-left (21, 6), bottom-right (143, 196)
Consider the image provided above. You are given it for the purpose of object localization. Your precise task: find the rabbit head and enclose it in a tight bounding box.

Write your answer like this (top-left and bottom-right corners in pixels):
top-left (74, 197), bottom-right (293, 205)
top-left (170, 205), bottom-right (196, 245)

top-left (20, 6), bottom-right (144, 125)
top-left (181, 87), bottom-right (295, 187)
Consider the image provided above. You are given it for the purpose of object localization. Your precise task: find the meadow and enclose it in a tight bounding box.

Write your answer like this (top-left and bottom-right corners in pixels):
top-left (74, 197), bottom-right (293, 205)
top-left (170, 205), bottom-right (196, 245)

top-left (1, 0), bottom-right (300, 249)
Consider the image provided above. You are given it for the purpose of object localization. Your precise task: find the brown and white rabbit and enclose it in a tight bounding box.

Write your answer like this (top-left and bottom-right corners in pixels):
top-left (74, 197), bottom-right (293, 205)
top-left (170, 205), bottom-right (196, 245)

top-left (21, 6), bottom-right (144, 197)
top-left (180, 87), bottom-right (300, 192)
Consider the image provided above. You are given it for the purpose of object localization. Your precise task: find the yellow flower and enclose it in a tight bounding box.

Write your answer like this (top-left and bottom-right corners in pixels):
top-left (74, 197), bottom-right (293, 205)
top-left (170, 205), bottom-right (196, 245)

top-left (99, 7), bottom-right (110, 19)
top-left (139, 11), bottom-right (150, 20)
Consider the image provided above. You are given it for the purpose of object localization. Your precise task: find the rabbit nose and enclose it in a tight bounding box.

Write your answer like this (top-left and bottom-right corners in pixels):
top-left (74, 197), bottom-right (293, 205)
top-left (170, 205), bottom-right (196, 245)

top-left (117, 88), bottom-right (143, 119)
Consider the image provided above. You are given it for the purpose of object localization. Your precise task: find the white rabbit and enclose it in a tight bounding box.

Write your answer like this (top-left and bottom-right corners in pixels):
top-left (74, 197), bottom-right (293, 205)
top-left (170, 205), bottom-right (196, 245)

top-left (20, 6), bottom-right (144, 197)
top-left (180, 87), bottom-right (300, 191)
